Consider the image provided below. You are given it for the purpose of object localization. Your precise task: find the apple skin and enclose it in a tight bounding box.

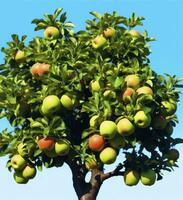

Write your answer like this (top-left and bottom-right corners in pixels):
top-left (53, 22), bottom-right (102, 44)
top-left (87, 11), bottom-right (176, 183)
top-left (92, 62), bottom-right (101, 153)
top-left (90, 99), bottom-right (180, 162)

top-left (99, 147), bottom-right (117, 164)
top-left (109, 134), bottom-right (125, 149)
top-left (122, 88), bottom-right (135, 103)
top-left (15, 50), bottom-right (25, 61)
top-left (22, 165), bottom-right (37, 179)
top-left (31, 63), bottom-right (50, 76)
top-left (41, 95), bottom-right (61, 115)
top-left (125, 75), bottom-right (140, 89)
top-left (44, 26), bottom-right (60, 39)
top-left (166, 149), bottom-right (179, 161)
top-left (128, 30), bottom-right (141, 38)
top-left (89, 115), bottom-right (99, 127)
top-left (90, 80), bottom-right (101, 92)
top-left (152, 115), bottom-right (167, 130)
top-left (99, 121), bottom-right (117, 139)
top-left (124, 170), bottom-right (140, 186)
top-left (136, 86), bottom-right (153, 95)
top-left (140, 169), bottom-right (156, 186)
top-left (11, 154), bottom-right (27, 171)
top-left (161, 101), bottom-right (177, 116)
top-left (117, 118), bottom-right (135, 136)
top-left (88, 134), bottom-right (105, 152)
top-left (134, 111), bottom-right (151, 128)
top-left (103, 27), bottom-right (115, 38)
top-left (55, 139), bottom-right (70, 156)
top-left (91, 35), bottom-right (107, 49)
top-left (60, 94), bottom-right (74, 110)
top-left (37, 137), bottom-right (55, 151)
top-left (13, 171), bottom-right (28, 184)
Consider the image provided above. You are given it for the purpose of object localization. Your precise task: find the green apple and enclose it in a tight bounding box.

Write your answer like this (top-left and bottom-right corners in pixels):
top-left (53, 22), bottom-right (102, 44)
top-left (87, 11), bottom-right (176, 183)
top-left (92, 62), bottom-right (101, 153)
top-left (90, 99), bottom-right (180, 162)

top-left (136, 86), bottom-right (153, 95)
top-left (13, 171), bottom-right (28, 184)
top-left (90, 80), bottom-right (101, 92)
top-left (103, 27), bottom-right (115, 38)
top-left (55, 139), bottom-right (70, 156)
top-left (99, 147), bottom-right (117, 164)
top-left (89, 115), bottom-right (99, 127)
top-left (166, 159), bottom-right (176, 167)
top-left (11, 154), bottom-right (27, 171)
top-left (117, 118), bottom-right (135, 136)
top-left (109, 134), bottom-right (126, 149)
top-left (99, 120), bottom-right (117, 139)
top-left (14, 50), bottom-right (25, 61)
top-left (128, 30), bottom-right (141, 38)
top-left (152, 115), bottom-right (167, 130)
top-left (22, 165), bottom-right (37, 179)
top-left (41, 95), bottom-right (61, 115)
top-left (60, 94), bottom-right (74, 110)
top-left (124, 170), bottom-right (140, 186)
top-left (91, 35), bottom-right (107, 49)
top-left (134, 111), bottom-right (151, 128)
top-left (140, 169), bottom-right (156, 186)
top-left (17, 143), bottom-right (33, 157)
top-left (44, 26), bottom-right (60, 39)
top-left (161, 101), bottom-right (177, 116)
top-left (125, 75), bottom-right (140, 89)
top-left (166, 149), bottom-right (179, 161)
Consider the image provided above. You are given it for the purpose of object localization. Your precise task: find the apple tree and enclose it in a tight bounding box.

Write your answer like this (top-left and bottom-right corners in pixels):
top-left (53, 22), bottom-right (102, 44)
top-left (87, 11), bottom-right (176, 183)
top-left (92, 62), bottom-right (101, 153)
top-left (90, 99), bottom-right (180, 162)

top-left (0, 8), bottom-right (183, 200)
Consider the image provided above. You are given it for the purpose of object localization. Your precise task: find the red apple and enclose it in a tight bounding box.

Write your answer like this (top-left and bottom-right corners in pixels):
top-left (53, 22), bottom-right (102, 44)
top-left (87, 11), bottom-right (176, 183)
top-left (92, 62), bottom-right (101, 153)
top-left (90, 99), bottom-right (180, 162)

top-left (37, 137), bottom-right (55, 151)
top-left (88, 134), bottom-right (105, 152)
top-left (122, 88), bottom-right (135, 103)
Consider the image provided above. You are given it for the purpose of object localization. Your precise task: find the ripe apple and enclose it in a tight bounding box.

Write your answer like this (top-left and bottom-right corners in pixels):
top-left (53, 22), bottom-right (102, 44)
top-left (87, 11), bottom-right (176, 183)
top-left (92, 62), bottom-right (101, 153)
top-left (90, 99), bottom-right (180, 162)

top-left (140, 169), bottom-right (156, 186)
top-left (122, 87), bottom-right (135, 103)
top-left (17, 143), bottom-right (33, 157)
top-left (117, 118), bottom-right (135, 136)
top-left (55, 139), bottom-right (70, 156)
top-left (152, 115), bottom-right (167, 130)
top-left (89, 115), bottom-right (99, 127)
top-left (99, 147), bottom-right (117, 164)
top-left (88, 134), bottom-right (105, 152)
top-left (60, 94), bottom-right (74, 110)
top-left (99, 121), bottom-right (117, 139)
top-left (160, 101), bottom-right (177, 116)
top-left (13, 171), bottom-right (28, 184)
top-left (22, 165), bottom-right (37, 179)
top-left (134, 111), bottom-right (151, 128)
top-left (11, 154), bottom-right (27, 171)
top-left (44, 26), bottom-right (60, 39)
top-left (124, 170), bottom-right (140, 186)
top-left (166, 149), bottom-right (179, 161)
top-left (109, 134), bottom-right (125, 149)
top-left (103, 27), bottom-right (115, 38)
top-left (41, 95), bottom-right (61, 115)
top-left (128, 30), bottom-right (141, 38)
top-left (14, 50), bottom-right (25, 61)
top-left (31, 63), bottom-right (50, 76)
top-left (90, 80), bottom-right (101, 92)
top-left (85, 157), bottom-right (98, 170)
top-left (91, 35), bottom-right (107, 49)
top-left (136, 86), bottom-right (153, 95)
top-left (37, 137), bottom-right (55, 151)
top-left (125, 75), bottom-right (140, 89)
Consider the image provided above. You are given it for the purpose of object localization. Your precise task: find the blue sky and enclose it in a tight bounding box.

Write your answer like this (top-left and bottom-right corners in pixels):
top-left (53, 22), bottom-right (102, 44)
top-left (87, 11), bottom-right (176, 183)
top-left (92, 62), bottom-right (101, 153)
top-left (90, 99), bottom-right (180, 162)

top-left (0, 0), bottom-right (183, 199)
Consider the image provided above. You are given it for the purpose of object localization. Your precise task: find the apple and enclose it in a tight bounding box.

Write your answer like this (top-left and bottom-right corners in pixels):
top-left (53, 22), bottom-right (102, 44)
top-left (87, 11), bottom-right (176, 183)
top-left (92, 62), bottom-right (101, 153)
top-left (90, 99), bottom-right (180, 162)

top-left (88, 134), bottom-right (105, 152)
top-left (60, 94), bottom-right (74, 110)
top-left (161, 101), bottom-right (177, 116)
top-left (166, 149), bottom-right (179, 161)
top-left (85, 157), bottom-right (98, 170)
top-left (37, 137), bottom-right (55, 151)
top-left (91, 35), bottom-right (107, 49)
top-left (103, 90), bottom-right (116, 99)
top-left (140, 169), bottom-right (156, 186)
top-left (128, 30), bottom-right (141, 38)
top-left (152, 115), bottom-right (167, 130)
top-left (122, 87), bottom-right (135, 103)
top-left (117, 118), bottom-right (135, 136)
top-left (99, 121), bottom-right (117, 139)
top-left (31, 63), bottom-right (50, 76)
top-left (89, 115), bottom-right (99, 127)
top-left (136, 86), bottom-right (153, 95)
top-left (166, 159), bottom-right (175, 167)
top-left (109, 134), bottom-right (125, 149)
top-left (134, 111), bottom-right (151, 128)
top-left (41, 95), bottom-right (61, 115)
top-left (22, 165), bottom-right (37, 179)
top-left (90, 80), bottom-right (101, 92)
top-left (103, 27), bottom-right (115, 38)
top-left (11, 155), bottom-right (27, 171)
top-left (125, 75), bottom-right (140, 89)
top-left (55, 139), bottom-right (70, 156)
top-left (14, 50), bottom-right (25, 61)
top-left (17, 143), bottom-right (33, 157)
top-left (124, 170), bottom-right (140, 186)
top-left (99, 147), bottom-right (117, 164)
top-left (44, 26), bottom-right (60, 39)
top-left (13, 171), bottom-right (28, 184)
